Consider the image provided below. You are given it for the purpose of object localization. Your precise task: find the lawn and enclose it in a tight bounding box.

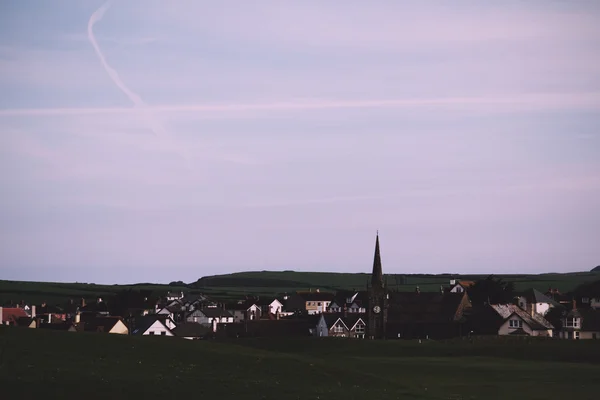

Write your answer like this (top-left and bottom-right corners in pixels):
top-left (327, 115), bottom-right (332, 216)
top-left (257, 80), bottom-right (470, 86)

top-left (1, 327), bottom-right (598, 399)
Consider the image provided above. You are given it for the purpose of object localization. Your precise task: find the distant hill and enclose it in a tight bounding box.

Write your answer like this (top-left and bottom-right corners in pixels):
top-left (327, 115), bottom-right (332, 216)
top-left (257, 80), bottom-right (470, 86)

top-left (592, 266), bottom-right (600, 272)
top-left (191, 270), bottom-right (600, 295)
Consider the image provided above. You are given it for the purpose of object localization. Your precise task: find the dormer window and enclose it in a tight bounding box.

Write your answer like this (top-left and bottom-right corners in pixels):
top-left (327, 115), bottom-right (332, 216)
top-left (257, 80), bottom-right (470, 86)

top-left (509, 319), bottom-right (523, 328)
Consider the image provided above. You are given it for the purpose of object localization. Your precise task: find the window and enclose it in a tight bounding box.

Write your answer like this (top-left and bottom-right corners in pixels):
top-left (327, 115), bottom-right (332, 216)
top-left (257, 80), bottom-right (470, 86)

top-left (161, 331), bottom-right (166, 336)
top-left (509, 319), bottom-right (523, 328)
top-left (593, 333), bottom-right (597, 340)
top-left (574, 331), bottom-right (580, 340)
top-left (565, 318), bottom-right (580, 328)
top-left (149, 331), bottom-right (155, 335)
top-left (318, 302), bottom-right (321, 306)
top-left (355, 324), bottom-right (365, 334)
top-left (334, 324), bottom-right (344, 333)
top-left (582, 297), bottom-right (589, 304)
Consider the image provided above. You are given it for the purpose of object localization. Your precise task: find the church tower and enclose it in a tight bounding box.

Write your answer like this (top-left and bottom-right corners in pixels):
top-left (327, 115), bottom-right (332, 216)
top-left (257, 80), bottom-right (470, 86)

top-left (367, 232), bottom-right (388, 339)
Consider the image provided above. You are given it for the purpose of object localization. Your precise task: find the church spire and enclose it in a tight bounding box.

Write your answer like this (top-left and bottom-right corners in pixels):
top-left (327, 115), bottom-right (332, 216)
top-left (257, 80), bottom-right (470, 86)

top-left (371, 232), bottom-right (383, 287)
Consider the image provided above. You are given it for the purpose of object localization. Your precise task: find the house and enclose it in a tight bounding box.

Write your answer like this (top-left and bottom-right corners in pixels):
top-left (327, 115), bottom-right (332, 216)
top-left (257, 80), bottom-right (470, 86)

top-left (172, 323), bottom-right (211, 340)
top-left (132, 315), bottom-right (174, 336)
top-left (0, 307), bottom-right (29, 325)
top-left (256, 298), bottom-right (284, 316)
top-left (573, 280), bottom-right (600, 310)
top-left (166, 291), bottom-right (185, 301)
top-left (515, 288), bottom-right (561, 316)
top-left (558, 301), bottom-right (600, 340)
top-left (490, 304), bottom-right (554, 337)
top-left (226, 301), bottom-right (261, 322)
top-left (319, 314), bottom-right (367, 338)
top-left (385, 291), bottom-right (472, 339)
top-left (285, 291), bottom-right (335, 315)
top-left (83, 317), bottom-right (129, 334)
top-left (449, 280), bottom-right (475, 293)
top-left (186, 307), bottom-right (234, 326)
top-left (327, 291), bottom-right (368, 314)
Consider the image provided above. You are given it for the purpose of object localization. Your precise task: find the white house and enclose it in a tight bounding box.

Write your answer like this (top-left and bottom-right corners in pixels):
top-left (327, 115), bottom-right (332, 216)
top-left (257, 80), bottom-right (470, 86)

top-left (187, 308), bottom-right (234, 326)
top-left (258, 299), bottom-right (284, 315)
top-left (132, 316), bottom-right (174, 336)
top-left (491, 304), bottom-right (554, 337)
top-left (449, 280), bottom-right (475, 293)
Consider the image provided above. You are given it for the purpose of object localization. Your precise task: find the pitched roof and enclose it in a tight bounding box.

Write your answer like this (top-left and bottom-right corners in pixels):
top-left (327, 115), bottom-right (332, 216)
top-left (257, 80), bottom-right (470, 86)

top-left (226, 301), bottom-right (258, 311)
top-left (388, 292), bottom-right (468, 323)
top-left (16, 317), bottom-right (35, 327)
top-left (322, 314), bottom-right (366, 331)
top-left (520, 288), bottom-right (561, 307)
top-left (578, 309), bottom-right (600, 331)
top-left (490, 304), bottom-right (554, 330)
top-left (172, 323), bottom-right (211, 338)
top-left (1, 307), bottom-right (28, 324)
top-left (131, 315), bottom-right (171, 335)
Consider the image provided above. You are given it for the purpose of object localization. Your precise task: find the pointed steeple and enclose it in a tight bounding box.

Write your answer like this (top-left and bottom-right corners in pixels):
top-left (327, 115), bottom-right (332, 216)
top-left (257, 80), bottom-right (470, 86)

top-left (371, 232), bottom-right (383, 287)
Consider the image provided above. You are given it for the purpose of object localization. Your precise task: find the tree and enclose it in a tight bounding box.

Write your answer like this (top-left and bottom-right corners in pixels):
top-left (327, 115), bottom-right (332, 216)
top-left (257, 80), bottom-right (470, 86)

top-left (466, 275), bottom-right (516, 307)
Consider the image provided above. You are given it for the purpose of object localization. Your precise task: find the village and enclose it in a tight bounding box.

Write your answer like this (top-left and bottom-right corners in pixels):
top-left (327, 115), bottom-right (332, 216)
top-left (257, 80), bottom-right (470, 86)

top-left (2, 236), bottom-right (600, 341)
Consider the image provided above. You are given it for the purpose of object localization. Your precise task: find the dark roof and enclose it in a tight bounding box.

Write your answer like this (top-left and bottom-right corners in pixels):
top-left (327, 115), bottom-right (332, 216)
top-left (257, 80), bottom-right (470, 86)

top-left (330, 291), bottom-right (369, 308)
top-left (226, 301), bottom-right (258, 311)
top-left (388, 292), bottom-right (468, 323)
top-left (131, 315), bottom-right (170, 335)
top-left (83, 317), bottom-right (125, 332)
top-left (172, 323), bottom-right (211, 338)
top-left (519, 288), bottom-right (561, 307)
top-left (255, 297), bottom-right (282, 306)
top-left (199, 307), bottom-right (233, 318)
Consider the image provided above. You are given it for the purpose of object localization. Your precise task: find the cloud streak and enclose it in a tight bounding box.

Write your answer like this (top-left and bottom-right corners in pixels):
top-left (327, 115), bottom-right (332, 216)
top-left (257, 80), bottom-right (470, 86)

top-left (87, 1), bottom-right (192, 167)
top-left (2, 91), bottom-right (599, 117)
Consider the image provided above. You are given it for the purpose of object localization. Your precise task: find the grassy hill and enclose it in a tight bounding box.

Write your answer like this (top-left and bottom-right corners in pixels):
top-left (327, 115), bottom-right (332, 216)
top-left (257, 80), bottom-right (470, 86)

top-left (2, 270), bottom-right (599, 305)
top-left (192, 270), bottom-right (600, 295)
top-left (0, 327), bottom-right (599, 399)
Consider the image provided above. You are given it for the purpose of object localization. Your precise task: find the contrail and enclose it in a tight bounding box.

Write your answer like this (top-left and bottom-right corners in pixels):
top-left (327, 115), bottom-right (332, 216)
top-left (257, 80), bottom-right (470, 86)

top-left (87, 1), bottom-right (191, 167)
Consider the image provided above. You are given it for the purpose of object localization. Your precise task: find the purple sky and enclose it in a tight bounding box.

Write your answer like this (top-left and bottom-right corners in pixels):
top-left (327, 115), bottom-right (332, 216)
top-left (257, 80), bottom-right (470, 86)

top-left (1, 1), bottom-right (599, 284)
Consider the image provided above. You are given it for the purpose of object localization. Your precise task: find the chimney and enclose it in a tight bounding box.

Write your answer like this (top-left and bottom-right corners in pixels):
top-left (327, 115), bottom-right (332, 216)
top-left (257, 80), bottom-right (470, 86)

top-left (343, 304), bottom-right (348, 318)
top-left (276, 310), bottom-right (280, 320)
top-left (74, 312), bottom-right (81, 324)
top-left (316, 288), bottom-right (320, 293)
top-left (31, 305), bottom-right (36, 318)
top-left (48, 313), bottom-right (52, 324)
top-left (572, 298), bottom-right (577, 311)
top-left (0, 307), bottom-right (3, 325)
top-left (81, 298), bottom-right (86, 307)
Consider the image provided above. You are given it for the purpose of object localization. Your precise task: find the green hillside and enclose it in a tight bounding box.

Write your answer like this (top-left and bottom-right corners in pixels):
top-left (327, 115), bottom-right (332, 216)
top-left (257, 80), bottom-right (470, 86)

top-left (192, 270), bottom-right (600, 295)
top-left (1, 327), bottom-right (599, 399)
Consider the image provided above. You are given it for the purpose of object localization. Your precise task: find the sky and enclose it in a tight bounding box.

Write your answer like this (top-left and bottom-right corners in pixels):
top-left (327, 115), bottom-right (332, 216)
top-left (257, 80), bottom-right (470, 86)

top-left (1, 1), bottom-right (599, 284)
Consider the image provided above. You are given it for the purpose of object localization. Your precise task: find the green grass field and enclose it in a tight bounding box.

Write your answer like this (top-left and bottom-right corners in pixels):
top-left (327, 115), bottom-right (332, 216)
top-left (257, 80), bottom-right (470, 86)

top-left (1, 327), bottom-right (598, 399)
